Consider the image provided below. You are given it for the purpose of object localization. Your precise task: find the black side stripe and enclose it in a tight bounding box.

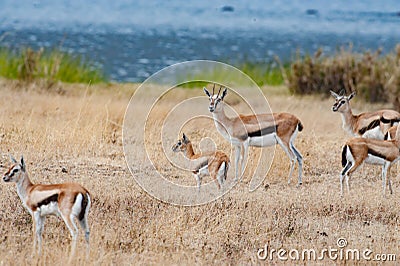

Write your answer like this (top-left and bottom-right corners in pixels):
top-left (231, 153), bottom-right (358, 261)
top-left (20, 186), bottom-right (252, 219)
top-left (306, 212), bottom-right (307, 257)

top-left (380, 116), bottom-right (400, 126)
top-left (37, 194), bottom-right (59, 208)
top-left (367, 148), bottom-right (387, 160)
top-left (358, 119), bottom-right (380, 135)
top-left (244, 125), bottom-right (277, 139)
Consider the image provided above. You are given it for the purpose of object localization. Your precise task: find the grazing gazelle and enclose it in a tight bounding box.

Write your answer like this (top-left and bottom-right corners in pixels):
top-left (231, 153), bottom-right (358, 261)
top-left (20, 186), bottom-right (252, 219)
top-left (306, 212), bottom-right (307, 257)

top-left (2, 155), bottom-right (91, 257)
top-left (331, 90), bottom-right (400, 139)
top-left (172, 133), bottom-right (230, 191)
top-left (340, 125), bottom-right (400, 196)
top-left (204, 85), bottom-right (303, 185)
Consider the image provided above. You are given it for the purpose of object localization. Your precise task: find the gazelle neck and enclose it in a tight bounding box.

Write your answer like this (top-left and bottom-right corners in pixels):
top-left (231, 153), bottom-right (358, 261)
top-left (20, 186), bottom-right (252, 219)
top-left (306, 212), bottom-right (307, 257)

top-left (340, 107), bottom-right (356, 134)
top-left (16, 171), bottom-right (33, 202)
top-left (211, 102), bottom-right (233, 133)
top-left (183, 143), bottom-right (196, 159)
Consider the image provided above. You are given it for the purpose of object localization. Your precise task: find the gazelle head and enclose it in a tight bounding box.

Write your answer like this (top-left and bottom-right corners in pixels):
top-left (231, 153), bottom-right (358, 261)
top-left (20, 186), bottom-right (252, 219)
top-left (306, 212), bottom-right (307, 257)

top-left (172, 133), bottom-right (191, 153)
top-left (330, 90), bottom-right (356, 113)
top-left (203, 84), bottom-right (227, 113)
top-left (3, 155), bottom-right (25, 183)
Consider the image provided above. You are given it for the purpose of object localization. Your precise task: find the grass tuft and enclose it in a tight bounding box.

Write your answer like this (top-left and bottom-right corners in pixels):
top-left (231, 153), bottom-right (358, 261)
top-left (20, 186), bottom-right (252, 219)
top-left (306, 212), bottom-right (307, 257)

top-left (0, 47), bottom-right (106, 84)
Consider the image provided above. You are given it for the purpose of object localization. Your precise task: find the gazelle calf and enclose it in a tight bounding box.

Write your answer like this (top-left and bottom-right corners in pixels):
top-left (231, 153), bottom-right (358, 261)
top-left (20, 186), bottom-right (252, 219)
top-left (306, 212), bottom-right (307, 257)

top-left (172, 133), bottom-right (230, 191)
top-left (204, 85), bottom-right (303, 185)
top-left (2, 155), bottom-right (91, 257)
top-left (340, 125), bottom-right (400, 195)
top-left (331, 90), bottom-right (400, 139)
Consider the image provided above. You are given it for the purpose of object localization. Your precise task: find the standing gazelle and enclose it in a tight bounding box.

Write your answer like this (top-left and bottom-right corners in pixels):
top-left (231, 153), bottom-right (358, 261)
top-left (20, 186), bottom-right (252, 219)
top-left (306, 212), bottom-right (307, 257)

top-left (340, 125), bottom-right (400, 196)
top-left (2, 155), bottom-right (91, 258)
top-left (204, 85), bottom-right (303, 185)
top-left (172, 133), bottom-right (230, 191)
top-left (331, 90), bottom-right (400, 139)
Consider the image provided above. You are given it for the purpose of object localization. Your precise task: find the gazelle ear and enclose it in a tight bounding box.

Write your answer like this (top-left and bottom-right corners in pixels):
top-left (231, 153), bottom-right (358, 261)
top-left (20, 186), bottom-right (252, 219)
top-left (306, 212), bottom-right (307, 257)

top-left (348, 91), bottom-right (356, 101)
top-left (182, 133), bottom-right (189, 143)
top-left (221, 88), bottom-right (228, 100)
top-left (330, 90), bottom-right (340, 99)
top-left (203, 87), bottom-right (211, 98)
top-left (20, 155), bottom-right (25, 170)
top-left (9, 154), bottom-right (17, 164)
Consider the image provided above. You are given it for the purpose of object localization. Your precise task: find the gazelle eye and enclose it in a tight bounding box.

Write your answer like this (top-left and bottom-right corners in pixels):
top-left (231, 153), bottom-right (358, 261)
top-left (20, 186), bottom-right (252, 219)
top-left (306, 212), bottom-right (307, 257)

top-left (12, 169), bottom-right (18, 173)
top-left (178, 141), bottom-right (181, 145)
top-left (340, 100), bottom-right (346, 104)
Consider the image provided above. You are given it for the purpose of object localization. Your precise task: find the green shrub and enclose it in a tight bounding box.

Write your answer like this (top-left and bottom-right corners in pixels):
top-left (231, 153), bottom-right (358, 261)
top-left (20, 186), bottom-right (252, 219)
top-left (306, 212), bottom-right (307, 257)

top-left (287, 45), bottom-right (400, 108)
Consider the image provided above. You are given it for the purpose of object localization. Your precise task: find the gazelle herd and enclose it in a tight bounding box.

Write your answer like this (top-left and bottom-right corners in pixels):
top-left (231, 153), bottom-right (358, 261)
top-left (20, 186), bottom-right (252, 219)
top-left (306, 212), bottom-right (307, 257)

top-left (3, 83), bottom-right (400, 258)
top-left (330, 90), bottom-right (400, 195)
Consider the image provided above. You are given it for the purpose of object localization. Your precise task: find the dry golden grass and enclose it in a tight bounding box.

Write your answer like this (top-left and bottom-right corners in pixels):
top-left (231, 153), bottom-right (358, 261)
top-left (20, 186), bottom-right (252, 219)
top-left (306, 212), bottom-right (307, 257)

top-left (0, 80), bottom-right (399, 265)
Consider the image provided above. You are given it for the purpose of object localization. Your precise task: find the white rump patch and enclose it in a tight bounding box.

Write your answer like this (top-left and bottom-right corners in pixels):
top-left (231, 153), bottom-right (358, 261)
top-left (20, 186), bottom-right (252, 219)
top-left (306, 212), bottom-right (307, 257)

top-left (72, 193), bottom-right (83, 217)
top-left (346, 146), bottom-right (355, 163)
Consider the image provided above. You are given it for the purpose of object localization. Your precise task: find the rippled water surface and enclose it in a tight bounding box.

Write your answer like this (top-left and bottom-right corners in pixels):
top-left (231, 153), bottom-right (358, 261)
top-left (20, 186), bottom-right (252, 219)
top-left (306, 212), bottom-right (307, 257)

top-left (1, 0), bottom-right (400, 81)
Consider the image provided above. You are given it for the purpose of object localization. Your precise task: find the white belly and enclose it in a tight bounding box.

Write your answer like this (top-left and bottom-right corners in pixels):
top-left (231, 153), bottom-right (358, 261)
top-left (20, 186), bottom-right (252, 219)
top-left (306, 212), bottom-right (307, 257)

top-left (365, 154), bottom-right (386, 165)
top-left (38, 202), bottom-right (59, 216)
top-left (249, 133), bottom-right (277, 147)
top-left (198, 165), bottom-right (209, 176)
top-left (362, 126), bottom-right (384, 139)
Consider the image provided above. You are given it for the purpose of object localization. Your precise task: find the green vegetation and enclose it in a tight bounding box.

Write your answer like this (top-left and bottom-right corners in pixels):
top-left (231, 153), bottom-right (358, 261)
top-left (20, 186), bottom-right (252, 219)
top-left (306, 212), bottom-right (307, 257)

top-left (0, 47), bottom-right (106, 84)
top-left (239, 60), bottom-right (287, 86)
top-left (3, 44), bottom-right (400, 110)
top-left (177, 60), bottom-right (287, 89)
top-left (287, 45), bottom-right (400, 109)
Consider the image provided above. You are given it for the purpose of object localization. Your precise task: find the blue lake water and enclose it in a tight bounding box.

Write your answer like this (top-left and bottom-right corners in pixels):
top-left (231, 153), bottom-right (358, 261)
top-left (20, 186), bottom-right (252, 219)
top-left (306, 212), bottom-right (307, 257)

top-left (1, 0), bottom-right (400, 82)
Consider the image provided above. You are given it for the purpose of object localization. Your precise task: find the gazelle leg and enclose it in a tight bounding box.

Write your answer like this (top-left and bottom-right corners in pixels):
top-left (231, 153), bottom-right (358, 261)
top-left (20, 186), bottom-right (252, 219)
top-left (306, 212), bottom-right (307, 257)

top-left (382, 162), bottom-right (390, 196)
top-left (234, 145), bottom-right (241, 181)
top-left (241, 141), bottom-right (249, 177)
top-left (276, 137), bottom-right (296, 184)
top-left (33, 211), bottom-right (45, 255)
top-left (194, 173), bottom-right (201, 192)
top-left (217, 162), bottom-right (227, 190)
top-left (345, 174), bottom-right (350, 194)
top-left (340, 161), bottom-right (353, 196)
top-left (290, 142), bottom-right (303, 185)
top-left (340, 174), bottom-right (345, 196)
top-left (32, 215), bottom-right (37, 254)
top-left (78, 216), bottom-right (90, 255)
top-left (60, 211), bottom-right (79, 262)
top-left (212, 172), bottom-right (221, 190)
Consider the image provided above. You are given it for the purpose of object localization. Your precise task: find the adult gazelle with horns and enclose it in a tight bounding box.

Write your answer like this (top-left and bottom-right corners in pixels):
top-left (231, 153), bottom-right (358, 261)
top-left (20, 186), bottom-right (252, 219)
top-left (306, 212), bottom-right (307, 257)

top-left (204, 84), bottom-right (304, 186)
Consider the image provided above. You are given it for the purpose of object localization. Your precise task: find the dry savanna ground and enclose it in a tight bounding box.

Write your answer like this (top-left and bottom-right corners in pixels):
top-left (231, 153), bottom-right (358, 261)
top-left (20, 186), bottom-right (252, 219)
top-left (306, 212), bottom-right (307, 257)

top-left (0, 79), bottom-right (399, 265)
